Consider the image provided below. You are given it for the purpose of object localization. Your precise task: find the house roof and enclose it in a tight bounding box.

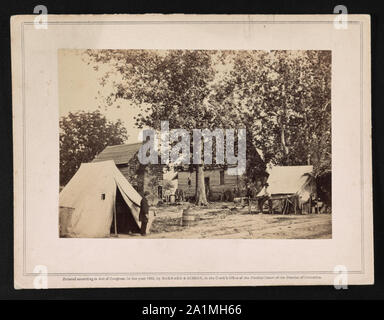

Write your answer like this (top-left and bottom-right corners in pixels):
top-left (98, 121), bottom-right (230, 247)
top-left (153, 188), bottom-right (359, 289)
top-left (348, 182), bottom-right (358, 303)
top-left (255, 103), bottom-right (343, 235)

top-left (93, 143), bottom-right (142, 165)
top-left (258, 165), bottom-right (313, 196)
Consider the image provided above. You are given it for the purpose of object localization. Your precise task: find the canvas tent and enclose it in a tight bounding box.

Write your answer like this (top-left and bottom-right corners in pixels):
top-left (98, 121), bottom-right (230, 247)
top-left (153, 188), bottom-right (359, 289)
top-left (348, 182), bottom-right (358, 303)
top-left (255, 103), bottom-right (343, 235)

top-left (256, 165), bottom-right (316, 214)
top-left (59, 160), bottom-right (142, 238)
top-left (257, 166), bottom-right (315, 200)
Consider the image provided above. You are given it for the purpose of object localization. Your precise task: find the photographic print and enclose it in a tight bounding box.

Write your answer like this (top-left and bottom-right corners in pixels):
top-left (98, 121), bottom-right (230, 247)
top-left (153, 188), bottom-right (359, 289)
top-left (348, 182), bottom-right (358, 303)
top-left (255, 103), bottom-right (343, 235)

top-left (12, 14), bottom-right (372, 288)
top-left (58, 49), bottom-right (332, 239)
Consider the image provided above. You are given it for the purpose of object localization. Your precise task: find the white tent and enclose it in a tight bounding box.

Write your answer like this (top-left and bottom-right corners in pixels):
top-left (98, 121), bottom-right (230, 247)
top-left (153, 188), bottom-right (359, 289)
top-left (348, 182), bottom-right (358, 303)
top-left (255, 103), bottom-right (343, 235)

top-left (257, 165), bottom-right (315, 202)
top-left (59, 160), bottom-right (142, 238)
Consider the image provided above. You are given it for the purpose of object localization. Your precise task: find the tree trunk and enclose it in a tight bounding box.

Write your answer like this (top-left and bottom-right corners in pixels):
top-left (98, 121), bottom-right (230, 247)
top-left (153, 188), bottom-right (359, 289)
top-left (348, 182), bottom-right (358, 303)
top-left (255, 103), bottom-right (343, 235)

top-left (280, 122), bottom-right (289, 163)
top-left (303, 103), bottom-right (311, 165)
top-left (195, 164), bottom-right (208, 206)
top-left (281, 123), bottom-right (287, 154)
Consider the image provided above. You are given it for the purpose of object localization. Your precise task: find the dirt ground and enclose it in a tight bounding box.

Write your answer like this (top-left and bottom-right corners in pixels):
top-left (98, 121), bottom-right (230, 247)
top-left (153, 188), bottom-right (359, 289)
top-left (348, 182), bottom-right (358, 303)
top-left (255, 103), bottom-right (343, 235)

top-left (119, 202), bottom-right (332, 239)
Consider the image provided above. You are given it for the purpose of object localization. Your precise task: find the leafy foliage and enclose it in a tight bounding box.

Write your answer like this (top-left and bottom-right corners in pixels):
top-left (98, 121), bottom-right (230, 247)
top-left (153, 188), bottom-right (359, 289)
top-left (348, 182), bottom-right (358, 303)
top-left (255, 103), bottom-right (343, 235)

top-left (60, 111), bottom-right (128, 185)
top-left (215, 50), bottom-right (331, 177)
top-left (85, 50), bottom-right (230, 205)
top-left (83, 49), bottom-right (331, 203)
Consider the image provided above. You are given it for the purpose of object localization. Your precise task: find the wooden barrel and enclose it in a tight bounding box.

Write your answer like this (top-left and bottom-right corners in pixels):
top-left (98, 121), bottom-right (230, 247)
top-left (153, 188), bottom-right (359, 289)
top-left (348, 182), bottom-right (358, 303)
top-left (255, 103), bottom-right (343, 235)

top-left (182, 208), bottom-right (198, 227)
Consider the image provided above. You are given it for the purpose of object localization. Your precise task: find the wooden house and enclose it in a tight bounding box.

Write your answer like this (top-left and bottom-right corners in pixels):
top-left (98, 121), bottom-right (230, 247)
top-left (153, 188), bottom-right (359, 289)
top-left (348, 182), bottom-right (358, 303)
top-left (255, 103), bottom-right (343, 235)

top-left (177, 166), bottom-right (247, 201)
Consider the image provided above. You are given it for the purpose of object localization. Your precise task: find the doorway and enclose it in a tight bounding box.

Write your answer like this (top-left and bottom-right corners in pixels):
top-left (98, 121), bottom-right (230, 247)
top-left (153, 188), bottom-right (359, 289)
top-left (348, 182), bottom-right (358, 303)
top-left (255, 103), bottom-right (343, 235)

top-left (111, 187), bottom-right (140, 234)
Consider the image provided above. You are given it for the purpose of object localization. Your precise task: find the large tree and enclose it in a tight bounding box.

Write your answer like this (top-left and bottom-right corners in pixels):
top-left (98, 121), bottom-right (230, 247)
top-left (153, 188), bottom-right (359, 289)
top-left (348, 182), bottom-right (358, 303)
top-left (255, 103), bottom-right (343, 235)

top-left (60, 110), bottom-right (128, 186)
top-left (85, 49), bottom-right (236, 205)
top-left (84, 49), bottom-right (331, 204)
top-left (218, 50), bottom-right (331, 176)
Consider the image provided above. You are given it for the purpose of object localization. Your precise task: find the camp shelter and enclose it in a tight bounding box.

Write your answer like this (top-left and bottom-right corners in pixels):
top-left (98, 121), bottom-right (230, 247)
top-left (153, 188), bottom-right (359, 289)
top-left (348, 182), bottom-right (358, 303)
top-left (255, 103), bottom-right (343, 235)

top-left (256, 165), bottom-right (316, 214)
top-left (59, 160), bottom-right (142, 238)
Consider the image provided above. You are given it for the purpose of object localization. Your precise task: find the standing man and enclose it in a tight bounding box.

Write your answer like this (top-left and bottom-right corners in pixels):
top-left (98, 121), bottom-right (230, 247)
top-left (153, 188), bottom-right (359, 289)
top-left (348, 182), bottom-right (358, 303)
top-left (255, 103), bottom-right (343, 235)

top-left (139, 191), bottom-right (150, 236)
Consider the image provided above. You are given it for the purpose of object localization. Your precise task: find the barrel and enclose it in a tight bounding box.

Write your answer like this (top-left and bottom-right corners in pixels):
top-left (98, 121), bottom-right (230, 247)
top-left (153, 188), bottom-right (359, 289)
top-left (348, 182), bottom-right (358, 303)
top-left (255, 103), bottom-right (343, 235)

top-left (182, 208), bottom-right (199, 227)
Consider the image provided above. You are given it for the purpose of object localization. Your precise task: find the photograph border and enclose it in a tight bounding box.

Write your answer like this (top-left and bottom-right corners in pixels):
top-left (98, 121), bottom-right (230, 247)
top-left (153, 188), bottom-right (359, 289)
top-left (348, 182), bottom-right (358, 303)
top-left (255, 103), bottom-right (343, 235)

top-left (17, 18), bottom-right (367, 278)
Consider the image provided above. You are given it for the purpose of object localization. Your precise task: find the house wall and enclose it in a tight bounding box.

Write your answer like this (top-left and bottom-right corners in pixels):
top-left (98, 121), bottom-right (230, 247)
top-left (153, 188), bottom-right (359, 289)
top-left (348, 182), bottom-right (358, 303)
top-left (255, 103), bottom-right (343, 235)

top-left (178, 169), bottom-right (245, 198)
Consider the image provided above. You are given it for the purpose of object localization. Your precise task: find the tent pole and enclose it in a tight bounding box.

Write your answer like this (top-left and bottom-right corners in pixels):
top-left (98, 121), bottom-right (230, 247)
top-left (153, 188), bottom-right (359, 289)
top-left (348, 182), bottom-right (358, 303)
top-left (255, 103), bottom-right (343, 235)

top-left (113, 196), bottom-right (118, 236)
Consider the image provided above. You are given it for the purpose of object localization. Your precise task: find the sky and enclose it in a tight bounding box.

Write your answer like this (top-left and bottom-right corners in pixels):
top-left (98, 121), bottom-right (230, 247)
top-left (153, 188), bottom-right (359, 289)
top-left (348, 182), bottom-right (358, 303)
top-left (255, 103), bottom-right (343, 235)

top-left (58, 49), bottom-right (143, 143)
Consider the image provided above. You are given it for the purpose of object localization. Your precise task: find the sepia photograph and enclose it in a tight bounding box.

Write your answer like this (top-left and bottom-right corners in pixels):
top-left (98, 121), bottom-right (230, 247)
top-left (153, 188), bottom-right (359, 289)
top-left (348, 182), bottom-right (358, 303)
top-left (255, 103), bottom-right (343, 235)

top-left (11, 14), bottom-right (372, 288)
top-left (1, 0), bottom-right (382, 301)
top-left (59, 49), bottom-right (332, 239)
